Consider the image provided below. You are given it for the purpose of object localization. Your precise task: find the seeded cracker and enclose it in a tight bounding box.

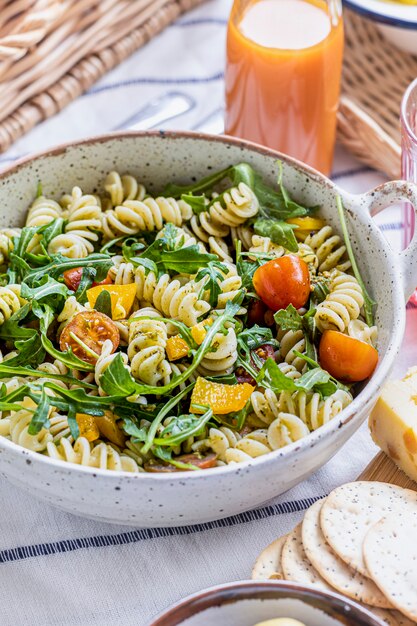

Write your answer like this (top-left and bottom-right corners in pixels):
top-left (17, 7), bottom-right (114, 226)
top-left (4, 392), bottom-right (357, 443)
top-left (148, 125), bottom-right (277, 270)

top-left (364, 514), bottom-right (417, 621)
top-left (302, 499), bottom-right (392, 608)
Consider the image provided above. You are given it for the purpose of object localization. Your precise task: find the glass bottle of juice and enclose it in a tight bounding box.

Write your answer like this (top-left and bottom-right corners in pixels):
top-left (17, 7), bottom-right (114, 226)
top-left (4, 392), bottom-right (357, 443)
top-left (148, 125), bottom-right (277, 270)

top-left (225, 0), bottom-right (344, 176)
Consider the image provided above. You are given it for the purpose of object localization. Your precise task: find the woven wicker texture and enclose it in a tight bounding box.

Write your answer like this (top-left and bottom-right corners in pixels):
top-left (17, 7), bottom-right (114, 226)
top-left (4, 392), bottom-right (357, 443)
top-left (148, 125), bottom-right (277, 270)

top-left (0, 0), bottom-right (206, 153)
top-left (340, 9), bottom-right (417, 179)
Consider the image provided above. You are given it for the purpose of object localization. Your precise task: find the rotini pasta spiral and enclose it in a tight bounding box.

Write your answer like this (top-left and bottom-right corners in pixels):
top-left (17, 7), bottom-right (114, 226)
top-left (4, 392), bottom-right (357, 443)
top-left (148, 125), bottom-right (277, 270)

top-left (249, 235), bottom-right (285, 259)
top-left (201, 426), bottom-right (272, 464)
top-left (36, 360), bottom-right (69, 389)
top-left (128, 312), bottom-right (171, 386)
top-left (277, 328), bottom-right (307, 373)
top-left (48, 187), bottom-right (102, 258)
top-left (45, 437), bottom-right (140, 472)
top-left (25, 196), bottom-right (64, 228)
top-left (197, 327), bottom-right (238, 376)
top-left (209, 183), bottom-right (259, 227)
top-left (0, 284), bottom-right (24, 325)
top-left (134, 265), bottom-right (210, 326)
top-left (187, 211), bottom-right (230, 244)
top-left (347, 319), bottom-right (378, 347)
top-left (304, 225), bottom-right (351, 273)
top-left (230, 224), bottom-right (254, 250)
top-left (0, 229), bottom-right (17, 265)
top-left (101, 196), bottom-right (192, 240)
top-left (56, 296), bottom-right (86, 337)
top-left (315, 271), bottom-right (364, 333)
top-left (104, 171), bottom-right (146, 206)
top-left (267, 413), bottom-right (310, 449)
top-left (8, 398), bottom-right (52, 452)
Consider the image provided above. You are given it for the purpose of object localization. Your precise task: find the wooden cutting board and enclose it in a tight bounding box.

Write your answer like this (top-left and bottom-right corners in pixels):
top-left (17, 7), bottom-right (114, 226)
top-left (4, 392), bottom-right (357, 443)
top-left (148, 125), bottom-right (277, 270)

top-left (359, 452), bottom-right (417, 491)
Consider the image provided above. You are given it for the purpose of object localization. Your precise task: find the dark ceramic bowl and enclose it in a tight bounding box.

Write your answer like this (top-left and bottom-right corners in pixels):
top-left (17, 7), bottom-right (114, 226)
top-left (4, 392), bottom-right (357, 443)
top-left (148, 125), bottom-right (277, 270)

top-left (148, 581), bottom-right (386, 626)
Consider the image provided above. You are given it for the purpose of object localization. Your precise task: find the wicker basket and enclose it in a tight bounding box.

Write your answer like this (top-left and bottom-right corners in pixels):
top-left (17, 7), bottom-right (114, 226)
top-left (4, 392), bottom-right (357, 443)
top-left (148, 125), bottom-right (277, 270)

top-left (0, 0), bottom-right (206, 153)
top-left (339, 9), bottom-right (417, 179)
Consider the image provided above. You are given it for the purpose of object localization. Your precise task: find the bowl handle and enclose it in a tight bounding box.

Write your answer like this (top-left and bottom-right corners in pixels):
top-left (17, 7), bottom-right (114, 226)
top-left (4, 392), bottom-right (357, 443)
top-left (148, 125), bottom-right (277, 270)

top-left (359, 180), bottom-right (417, 302)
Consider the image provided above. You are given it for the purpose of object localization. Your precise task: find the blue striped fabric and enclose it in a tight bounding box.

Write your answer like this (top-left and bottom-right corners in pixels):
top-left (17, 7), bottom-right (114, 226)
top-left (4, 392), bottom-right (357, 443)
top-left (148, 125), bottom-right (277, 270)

top-left (0, 496), bottom-right (323, 565)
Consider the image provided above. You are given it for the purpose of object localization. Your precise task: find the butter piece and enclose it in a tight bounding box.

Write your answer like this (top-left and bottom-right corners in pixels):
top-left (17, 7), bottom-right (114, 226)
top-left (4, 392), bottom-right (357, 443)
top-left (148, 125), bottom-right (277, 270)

top-left (369, 371), bottom-right (417, 482)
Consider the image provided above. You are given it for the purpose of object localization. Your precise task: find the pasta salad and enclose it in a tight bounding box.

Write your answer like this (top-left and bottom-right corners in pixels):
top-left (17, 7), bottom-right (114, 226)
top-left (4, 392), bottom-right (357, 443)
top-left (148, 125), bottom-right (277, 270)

top-left (0, 163), bottom-right (378, 472)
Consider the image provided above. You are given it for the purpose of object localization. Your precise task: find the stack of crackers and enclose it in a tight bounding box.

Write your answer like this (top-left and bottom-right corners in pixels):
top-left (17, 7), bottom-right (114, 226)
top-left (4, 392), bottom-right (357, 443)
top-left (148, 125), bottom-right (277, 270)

top-left (252, 482), bottom-right (417, 625)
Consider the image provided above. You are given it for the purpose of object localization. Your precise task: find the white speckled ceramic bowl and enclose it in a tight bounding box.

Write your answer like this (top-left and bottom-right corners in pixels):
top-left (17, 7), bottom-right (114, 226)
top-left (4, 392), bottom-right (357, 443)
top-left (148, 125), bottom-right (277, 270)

top-left (0, 131), bottom-right (415, 527)
top-left (148, 580), bottom-right (387, 626)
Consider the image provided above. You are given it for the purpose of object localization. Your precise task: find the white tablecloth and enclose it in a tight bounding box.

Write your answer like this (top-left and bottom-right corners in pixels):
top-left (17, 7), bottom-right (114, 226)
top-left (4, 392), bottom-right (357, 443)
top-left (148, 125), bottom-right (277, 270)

top-left (0, 2), bottom-right (414, 624)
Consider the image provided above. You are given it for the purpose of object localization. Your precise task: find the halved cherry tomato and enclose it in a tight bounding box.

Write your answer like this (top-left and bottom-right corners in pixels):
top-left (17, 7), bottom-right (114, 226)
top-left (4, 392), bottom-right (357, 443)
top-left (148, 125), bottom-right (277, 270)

top-left (63, 268), bottom-right (113, 292)
top-left (60, 311), bottom-right (120, 364)
top-left (319, 330), bottom-right (378, 383)
top-left (144, 453), bottom-right (218, 473)
top-left (236, 344), bottom-right (276, 384)
top-left (253, 255), bottom-right (310, 312)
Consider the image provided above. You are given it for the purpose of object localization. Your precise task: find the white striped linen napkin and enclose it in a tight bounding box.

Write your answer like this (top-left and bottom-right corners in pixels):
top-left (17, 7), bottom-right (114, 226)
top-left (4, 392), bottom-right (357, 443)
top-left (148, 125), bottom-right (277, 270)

top-left (0, 1), bottom-right (414, 624)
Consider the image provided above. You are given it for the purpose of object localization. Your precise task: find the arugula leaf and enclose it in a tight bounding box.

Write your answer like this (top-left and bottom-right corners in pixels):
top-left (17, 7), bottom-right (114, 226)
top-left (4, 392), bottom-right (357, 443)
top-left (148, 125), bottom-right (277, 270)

top-left (274, 304), bottom-right (303, 331)
top-left (94, 289), bottom-right (112, 317)
top-left (256, 358), bottom-right (298, 392)
top-left (253, 218), bottom-right (298, 252)
top-left (74, 267), bottom-right (96, 303)
top-left (163, 163), bottom-right (255, 197)
top-left (27, 388), bottom-right (49, 435)
top-left (153, 446), bottom-right (200, 471)
top-left (21, 275), bottom-right (70, 302)
top-left (0, 364), bottom-right (95, 388)
top-left (181, 193), bottom-right (207, 215)
top-left (274, 304), bottom-right (317, 362)
top-left (122, 418), bottom-right (150, 441)
top-left (159, 246), bottom-right (217, 274)
top-left (153, 409), bottom-right (212, 447)
top-left (336, 196), bottom-right (376, 326)
top-left (98, 353), bottom-right (137, 396)
top-left (256, 357), bottom-right (345, 398)
top-left (195, 260), bottom-right (229, 306)
top-left (25, 254), bottom-right (112, 286)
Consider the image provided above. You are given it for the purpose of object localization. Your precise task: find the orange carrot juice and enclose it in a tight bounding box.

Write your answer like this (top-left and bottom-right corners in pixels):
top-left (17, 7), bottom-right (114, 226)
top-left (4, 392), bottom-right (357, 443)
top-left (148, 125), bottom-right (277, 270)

top-left (225, 0), bottom-right (344, 175)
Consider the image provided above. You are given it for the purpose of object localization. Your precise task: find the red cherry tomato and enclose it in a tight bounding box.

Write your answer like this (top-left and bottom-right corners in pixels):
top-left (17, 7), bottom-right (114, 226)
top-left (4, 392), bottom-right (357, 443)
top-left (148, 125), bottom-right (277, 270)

top-left (253, 255), bottom-right (310, 312)
top-left (63, 268), bottom-right (113, 292)
top-left (60, 311), bottom-right (120, 364)
top-left (236, 344), bottom-right (276, 384)
top-left (247, 299), bottom-right (268, 326)
top-left (319, 330), bottom-right (378, 383)
top-left (63, 268), bottom-right (83, 291)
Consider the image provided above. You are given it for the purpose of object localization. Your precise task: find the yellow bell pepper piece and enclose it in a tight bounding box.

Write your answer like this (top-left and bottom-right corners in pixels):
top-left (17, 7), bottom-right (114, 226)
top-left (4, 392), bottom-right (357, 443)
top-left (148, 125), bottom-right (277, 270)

top-left (87, 283), bottom-right (136, 320)
top-left (166, 335), bottom-right (190, 361)
top-left (287, 216), bottom-right (326, 231)
top-left (94, 411), bottom-right (126, 447)
top-left (190, 377), bottom-right (254, 415)
top-left (76, 413), bottom-right (100, 442)
top-left (191, 319), bottom-right (213, 345)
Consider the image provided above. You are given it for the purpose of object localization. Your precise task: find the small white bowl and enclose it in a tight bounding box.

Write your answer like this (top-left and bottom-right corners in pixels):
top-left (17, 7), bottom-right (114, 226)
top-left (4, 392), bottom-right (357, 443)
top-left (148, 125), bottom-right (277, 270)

top-left (148, 581), bottom-right (386, 626)
top-left (344, 0), bottom-right (417, 54)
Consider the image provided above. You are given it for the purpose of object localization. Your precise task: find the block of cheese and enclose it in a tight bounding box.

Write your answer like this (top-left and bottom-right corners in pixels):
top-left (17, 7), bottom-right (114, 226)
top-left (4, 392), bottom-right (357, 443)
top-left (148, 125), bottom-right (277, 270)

top-left (369, 368), bottom-right (417, 482)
